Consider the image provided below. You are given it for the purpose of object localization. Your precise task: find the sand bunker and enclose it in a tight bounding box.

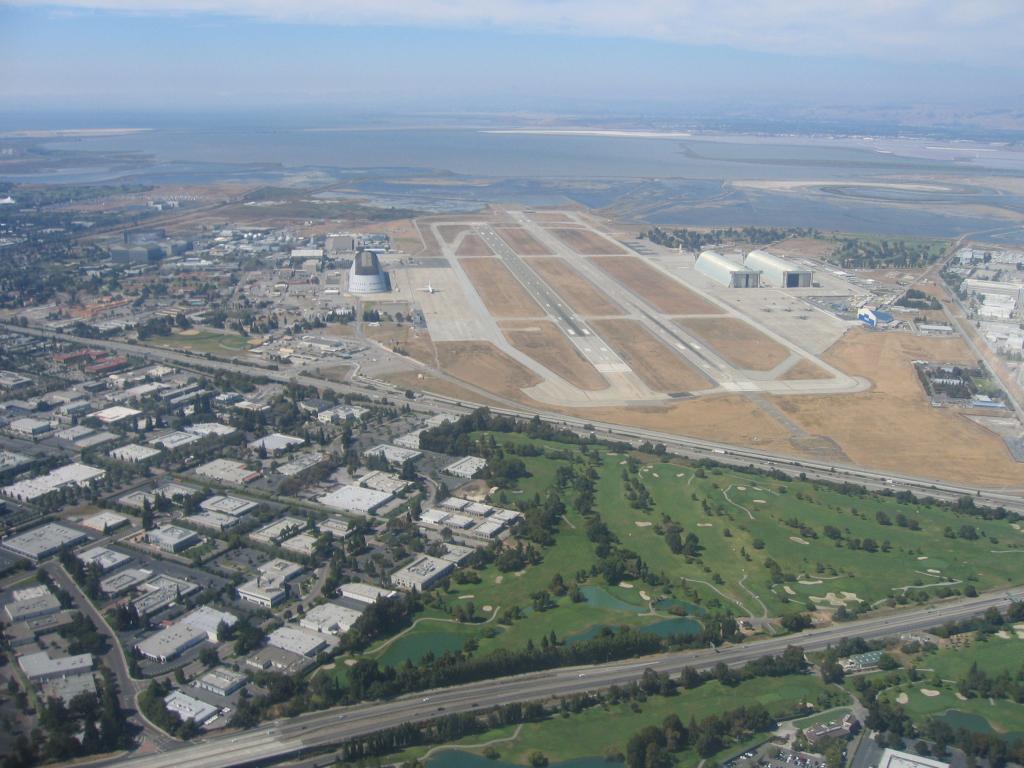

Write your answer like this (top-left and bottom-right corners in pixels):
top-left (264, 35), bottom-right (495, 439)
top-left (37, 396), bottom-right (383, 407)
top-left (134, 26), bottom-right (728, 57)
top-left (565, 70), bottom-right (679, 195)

top-left (495, 575), bottom-right (504, 584)
top-left (790, 536), bottom-right (810, 545)
top-left (798, 579), bottom-right (823, 585)
top-left (917, 556), bottom-right (928, 560)
top-left (698, 522), bottom-right (713, 527)
top-left (676, 473), bottom-right (686, 477)
top-left (920, 689), bottom-right (941, 697)
top-left (620, 582), bottom-right (634, 589)
top-left (635, 521), bottom-right (653, 527)
top-left (639, 590), bottom-right (650, 601)
top-left (753, 499), bottom-right (767, 504)
top-left (483, 605), bottom-right (493, 612)
top-left (810, 591), bottom-right (860, 606)
top-left (897, 693), bottom-right (909, 704)
top-left (458, 594), bottom-right (475, 600)
top-left (737, 486), bottom-right (747, 491)
top-left (927, 568), bottom-right (941, 575)
top-left (956, 692), bottom-right (968, 701)
top-left (783, 586), bottom-right (796, 595)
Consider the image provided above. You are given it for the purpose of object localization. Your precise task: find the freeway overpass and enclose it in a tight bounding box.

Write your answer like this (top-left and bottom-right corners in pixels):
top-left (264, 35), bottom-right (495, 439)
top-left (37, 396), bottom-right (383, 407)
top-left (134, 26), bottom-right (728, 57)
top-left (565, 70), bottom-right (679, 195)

top-left (92, 586), bottom-right (1024, 768)
top-left (8, 322), bottom-right (1024, 512)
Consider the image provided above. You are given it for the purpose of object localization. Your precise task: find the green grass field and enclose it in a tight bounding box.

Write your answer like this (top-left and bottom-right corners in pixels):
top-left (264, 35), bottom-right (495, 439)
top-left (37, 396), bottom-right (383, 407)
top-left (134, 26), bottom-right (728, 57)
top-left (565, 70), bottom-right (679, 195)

top-left (337, 434), bottom-right (1024, 679)
top-left (389, 675), bottom-right (829, 768)
top-left (149, 330), bottom-right (255, 354)
top-left (879, 682), bottom-right (1024, 739)
top-left (915, 633), bottom-right (1024, 680)
top-left (461, 435), bottom-right (1024, 623)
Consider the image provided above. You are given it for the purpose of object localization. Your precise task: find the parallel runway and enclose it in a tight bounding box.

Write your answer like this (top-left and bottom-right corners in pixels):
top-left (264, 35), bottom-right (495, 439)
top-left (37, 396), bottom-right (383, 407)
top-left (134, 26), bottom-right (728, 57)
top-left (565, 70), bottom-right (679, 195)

top-left (476, 226), bottom-right (630, 374)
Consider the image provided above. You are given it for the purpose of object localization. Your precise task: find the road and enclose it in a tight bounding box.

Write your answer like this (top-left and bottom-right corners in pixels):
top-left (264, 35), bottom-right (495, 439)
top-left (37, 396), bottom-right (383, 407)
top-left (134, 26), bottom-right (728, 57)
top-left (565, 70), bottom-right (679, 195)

top-left (9, 321), bottom-right (1024, 508)
top-left (43, 562), bottom-right (177, 750)
top-left (87, 586), bottom-right (1024, 768)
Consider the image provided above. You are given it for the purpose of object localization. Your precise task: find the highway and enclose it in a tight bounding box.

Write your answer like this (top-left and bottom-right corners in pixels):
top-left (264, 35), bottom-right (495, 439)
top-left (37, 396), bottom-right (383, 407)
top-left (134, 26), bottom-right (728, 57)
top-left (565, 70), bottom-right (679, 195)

top-left (93, 586), bottom-right (1024, 768)
top-left (8, 322), bottom-right (1024, 510)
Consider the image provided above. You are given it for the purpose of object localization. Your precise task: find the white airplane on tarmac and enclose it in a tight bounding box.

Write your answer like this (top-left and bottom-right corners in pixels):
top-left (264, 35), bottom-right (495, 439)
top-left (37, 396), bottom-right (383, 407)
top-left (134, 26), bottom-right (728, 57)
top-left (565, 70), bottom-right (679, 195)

top-left (419, 282), bottom-right (439, 294)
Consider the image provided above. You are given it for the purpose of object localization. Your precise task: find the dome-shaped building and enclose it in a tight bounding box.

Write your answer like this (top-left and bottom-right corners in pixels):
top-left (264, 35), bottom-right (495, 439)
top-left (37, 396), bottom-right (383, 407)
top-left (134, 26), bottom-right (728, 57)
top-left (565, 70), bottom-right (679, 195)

top-left (348, 249), bottom-right (390, 294)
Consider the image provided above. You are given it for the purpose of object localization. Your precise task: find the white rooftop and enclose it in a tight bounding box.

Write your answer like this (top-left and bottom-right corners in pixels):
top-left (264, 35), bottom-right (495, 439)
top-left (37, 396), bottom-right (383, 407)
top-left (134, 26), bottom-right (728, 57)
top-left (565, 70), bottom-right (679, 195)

top-left (91, 405), bottom-right (141, 423)
top-left (318, 484), bottom-right (392, 514)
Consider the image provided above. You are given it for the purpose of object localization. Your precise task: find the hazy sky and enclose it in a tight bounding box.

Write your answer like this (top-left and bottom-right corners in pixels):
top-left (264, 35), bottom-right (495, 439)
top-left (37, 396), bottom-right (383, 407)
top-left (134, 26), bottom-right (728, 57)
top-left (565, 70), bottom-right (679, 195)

top-left (2, 1), bottom-right (1023, 116)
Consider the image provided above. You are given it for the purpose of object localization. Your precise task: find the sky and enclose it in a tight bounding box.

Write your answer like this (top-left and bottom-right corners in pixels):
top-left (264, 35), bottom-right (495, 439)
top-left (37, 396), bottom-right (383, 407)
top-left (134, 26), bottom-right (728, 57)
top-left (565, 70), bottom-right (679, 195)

top-left (1, 1), bottom-right (1023, 118)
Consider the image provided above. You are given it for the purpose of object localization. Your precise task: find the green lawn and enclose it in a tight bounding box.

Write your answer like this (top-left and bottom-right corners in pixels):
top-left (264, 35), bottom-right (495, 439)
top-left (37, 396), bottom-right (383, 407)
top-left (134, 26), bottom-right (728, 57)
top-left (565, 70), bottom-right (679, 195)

top-left (879, 682), bottom-right (1024, 738)
top-left (148, 330), bottom-right (255, 354)
top-left (390, 675), bottom-right (828, 767)
top-left (338, 434), bottom-right (1024, 680)
top-left (791, 707), bottom-right (853, 729)
top-left (915, 633), bottom-right (1024, 680)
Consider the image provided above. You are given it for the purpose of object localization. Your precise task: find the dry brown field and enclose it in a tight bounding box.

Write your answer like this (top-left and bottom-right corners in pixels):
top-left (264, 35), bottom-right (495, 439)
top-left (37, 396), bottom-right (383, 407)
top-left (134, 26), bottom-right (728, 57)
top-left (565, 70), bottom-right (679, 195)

top-left (363, 323), bottom-right (436, 366)
top-left (455, 234), bottom-right (494, 257)
top-left (495, 227), bottom-right (551, 255)
top-left (436, 341), bottom-right (543, 399)
top-left (771, 329), bottom-right (1024, 486)
top-left (460, 258), bottom-right (544, 318)
top-left (589, 256), bottom-right (723, 314)
top-left (500, 321), bottom-right (608, 391)
top-left (779, 358), bottom-right (832, 381)
top-left (377, 218), bottom-right (424, 254)
top-left (564, 395), bottom-right (799, 458)
top-left (590, 319), bottom-right (709, 393)
top-left (675, 317), bottom-right (790, 371)
top-left (527, 257), bottom-right (623, 316)
top-left (380, 370), bottom-right (507, 408)
top-left (547, 227), bottom-right (627, 255)
top-left (438, 225), bottom-right (469, 243)
top-left (767, 237), bottom-right (834, 260)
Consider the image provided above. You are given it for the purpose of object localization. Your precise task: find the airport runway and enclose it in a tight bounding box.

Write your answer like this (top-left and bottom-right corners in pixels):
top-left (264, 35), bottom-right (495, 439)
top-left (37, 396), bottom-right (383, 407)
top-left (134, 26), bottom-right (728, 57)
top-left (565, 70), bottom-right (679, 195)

top-left (477, 225), bottom-right (630, 374)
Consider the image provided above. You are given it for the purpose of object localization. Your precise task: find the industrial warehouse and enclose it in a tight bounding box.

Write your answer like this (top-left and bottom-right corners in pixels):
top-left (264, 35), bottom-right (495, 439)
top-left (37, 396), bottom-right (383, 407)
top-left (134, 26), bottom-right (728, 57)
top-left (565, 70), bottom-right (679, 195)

top-left (695, 250), bottom-right (761, 287)
top-left (744, 249), bottom-right (814, 287)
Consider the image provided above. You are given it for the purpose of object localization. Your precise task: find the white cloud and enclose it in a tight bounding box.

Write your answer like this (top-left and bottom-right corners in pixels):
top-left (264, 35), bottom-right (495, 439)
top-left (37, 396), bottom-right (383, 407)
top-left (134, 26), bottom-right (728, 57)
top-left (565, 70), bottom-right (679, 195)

top-left (8, 0), bottom-right (1024, 65)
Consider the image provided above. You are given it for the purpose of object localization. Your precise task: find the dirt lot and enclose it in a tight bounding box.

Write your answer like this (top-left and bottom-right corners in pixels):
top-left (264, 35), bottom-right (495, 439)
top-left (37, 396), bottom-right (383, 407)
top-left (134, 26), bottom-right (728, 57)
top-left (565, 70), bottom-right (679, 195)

top-left (436, 341), bottom-right (543, 399)
top-left (500, 321), bottom-right (609, 391)
top-left (380, 369), bottom-right (507, 408)
top-left (363, 323), bottom-right (436, 366)
top-left (438, 225), bottom-right (469, 243)
top-left (460, 258), bottom-right (544, 318)
top-left (589, 256), bottom-right (723, 314)
top-left (779, 358), bottom-right (832, 380)
top-left (767, 237), bottom-right (834, 260)
top-left (527, 257), bottom-right (623, 316)
top-left (676, 317), bottom-right (791, 371)
top-left (455, 234), bottom-right (494, 257)
top-left (772, 329), bottom-right (1024, 486)
top-left (495, 227), bottom-right (551, 255)
top-left (564, 395), bottom-right (798, 457)
top-left (547, 227), bottom-right (627, 255)
top-left (590, 319), bottom-right (710, 393)
top-left (377, 218), bottom-right (425, 255)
